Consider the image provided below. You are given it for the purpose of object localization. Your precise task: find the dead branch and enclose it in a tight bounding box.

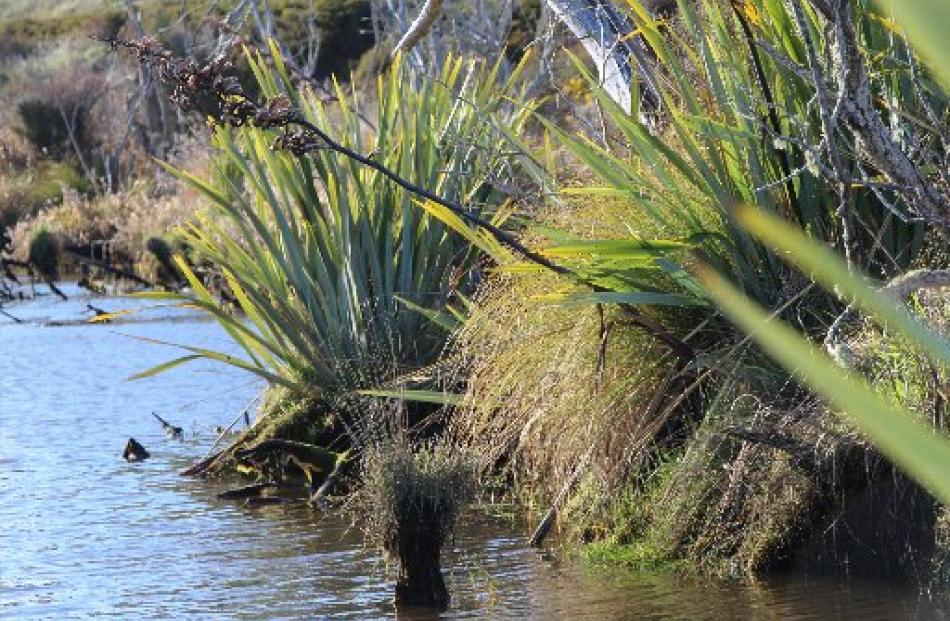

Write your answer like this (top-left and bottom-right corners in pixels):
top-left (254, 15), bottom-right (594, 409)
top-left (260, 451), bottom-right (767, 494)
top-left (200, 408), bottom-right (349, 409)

top-left (804, 0), bottom-right (949, 227)
top-left (392, 0), bottom-right (444, 56)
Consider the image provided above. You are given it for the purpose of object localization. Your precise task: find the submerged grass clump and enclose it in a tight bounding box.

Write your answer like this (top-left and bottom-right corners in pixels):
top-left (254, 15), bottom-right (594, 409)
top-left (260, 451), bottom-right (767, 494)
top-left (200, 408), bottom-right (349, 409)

top-left (360, 440), bottom-right (474, 608)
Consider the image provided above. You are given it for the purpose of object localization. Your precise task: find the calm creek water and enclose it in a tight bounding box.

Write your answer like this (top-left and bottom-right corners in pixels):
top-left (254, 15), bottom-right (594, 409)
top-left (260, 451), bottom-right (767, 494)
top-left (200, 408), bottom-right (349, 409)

top-left (1, 283), bottom-right (948, 620)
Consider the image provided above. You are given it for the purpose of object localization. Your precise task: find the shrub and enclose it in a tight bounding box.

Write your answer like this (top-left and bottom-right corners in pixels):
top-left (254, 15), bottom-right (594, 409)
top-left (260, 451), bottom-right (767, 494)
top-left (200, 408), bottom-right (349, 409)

top-left (27, 227), bottom-right (59, 279)
top-left (16, 98), bottom-right (89, 159)
top-left (531, 0), bottom-right (945, 313)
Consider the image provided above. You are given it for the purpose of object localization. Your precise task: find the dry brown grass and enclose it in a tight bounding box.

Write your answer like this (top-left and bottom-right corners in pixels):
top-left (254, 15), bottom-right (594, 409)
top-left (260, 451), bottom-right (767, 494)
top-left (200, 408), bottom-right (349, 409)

top-left (5, 173), bottom-right (205, 279)
top-left (451, 269), bottom-right (674, 500)
top-left (444, 190), bottom-right (703, 515)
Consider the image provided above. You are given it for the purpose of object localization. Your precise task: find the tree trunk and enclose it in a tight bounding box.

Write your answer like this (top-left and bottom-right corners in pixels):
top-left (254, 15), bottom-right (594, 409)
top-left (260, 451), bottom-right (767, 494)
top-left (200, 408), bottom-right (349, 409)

top-left (544, 0), bottom-right (659, 116)
top-left (388, 502), bottom-right (451, 609)
top-left (392, 0), bottom-right (660, 119)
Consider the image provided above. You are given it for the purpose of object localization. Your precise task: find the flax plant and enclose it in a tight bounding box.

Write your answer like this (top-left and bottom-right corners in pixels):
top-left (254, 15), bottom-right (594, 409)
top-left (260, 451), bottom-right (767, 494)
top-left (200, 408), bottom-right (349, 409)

top-left (135, 47), bottom-right (533, 400)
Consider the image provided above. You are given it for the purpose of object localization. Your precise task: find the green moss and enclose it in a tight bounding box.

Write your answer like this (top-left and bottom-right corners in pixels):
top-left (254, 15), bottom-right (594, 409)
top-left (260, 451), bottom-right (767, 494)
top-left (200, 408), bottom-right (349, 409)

top-left (250, 386), bottom-right (336, 447)
top-left (582, 540), bottom-right (684, 573)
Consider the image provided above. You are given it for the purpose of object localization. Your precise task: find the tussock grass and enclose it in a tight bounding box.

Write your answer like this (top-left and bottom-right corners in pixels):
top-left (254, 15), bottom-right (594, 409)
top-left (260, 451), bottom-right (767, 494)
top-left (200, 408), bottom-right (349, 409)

top-left (452, 268), bottom-right (672, 496)
top-left (448, 192), bottom-right (707, 511)
top-left (360, 439), bottom-right (473, 551)
top-left (358, 438), bottom-right (473, 607)
top-left (635, 290), bottom-right (949, 580)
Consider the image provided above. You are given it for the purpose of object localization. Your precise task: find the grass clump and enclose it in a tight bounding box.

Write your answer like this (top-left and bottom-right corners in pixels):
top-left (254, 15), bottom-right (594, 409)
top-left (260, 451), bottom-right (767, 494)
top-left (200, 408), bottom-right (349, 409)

top-left (448, 189), bottom-right (707, 510)
top-left (633, 288), bottom-right (948, 581)
top-left (452, 266), bottom-right (676, 502)
top-left (360, 439), bottom-right (473, 609)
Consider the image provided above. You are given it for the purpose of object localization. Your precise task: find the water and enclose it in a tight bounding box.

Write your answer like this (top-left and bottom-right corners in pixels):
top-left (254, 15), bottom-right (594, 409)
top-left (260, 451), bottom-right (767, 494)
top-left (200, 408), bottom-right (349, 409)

top-left (1, 283), bottom-right (947, 620)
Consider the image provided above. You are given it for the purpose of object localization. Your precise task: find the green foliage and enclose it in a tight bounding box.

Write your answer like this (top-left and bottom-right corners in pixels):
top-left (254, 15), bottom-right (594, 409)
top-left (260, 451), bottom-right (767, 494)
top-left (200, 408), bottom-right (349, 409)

top-left (137, 47), bottom-right (532, 403)
top-left (524, 0), bottom-right (940, 311)
top-left (22, 161), bottom-right (88, 204)
top-left (582, 540), bottom-right (678, 572)
top-left (698, 207), bottom-right (950, 504)
top-left (877, 0), bottom-right (950, 88)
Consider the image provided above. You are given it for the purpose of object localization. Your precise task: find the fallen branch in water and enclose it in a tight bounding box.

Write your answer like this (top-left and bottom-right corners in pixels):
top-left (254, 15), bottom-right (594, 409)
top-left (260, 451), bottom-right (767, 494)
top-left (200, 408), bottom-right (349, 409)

top-left (1, 257), bottom-right (66, 300)
top-left (1, 258), bottom-right (23, 284)
top-left (184, 395), bottom-right (261, 477)
top-left (63, 248), bottom-right (154, 288)
top-left (46, 280), bottom-right (68, 301)
top-left (0, 306), bottom-right (23, 323)
top-left (180, 447), bottom-right (228, 477)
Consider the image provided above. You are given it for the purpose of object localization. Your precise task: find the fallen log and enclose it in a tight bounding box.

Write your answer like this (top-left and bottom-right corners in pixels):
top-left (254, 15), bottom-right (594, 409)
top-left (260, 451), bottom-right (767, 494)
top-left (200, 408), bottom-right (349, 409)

top-left (62, 248), bottom-right (154, 287)
top-left (180, 447), bottom-right (227, 476)
top-left (217, 482), bottom-right (278, 500)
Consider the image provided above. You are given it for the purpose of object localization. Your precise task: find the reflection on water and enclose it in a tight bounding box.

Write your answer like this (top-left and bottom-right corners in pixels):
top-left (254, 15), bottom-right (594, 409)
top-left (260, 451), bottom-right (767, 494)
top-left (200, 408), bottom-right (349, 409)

top-left (1, 284), bottom-right (947, 620)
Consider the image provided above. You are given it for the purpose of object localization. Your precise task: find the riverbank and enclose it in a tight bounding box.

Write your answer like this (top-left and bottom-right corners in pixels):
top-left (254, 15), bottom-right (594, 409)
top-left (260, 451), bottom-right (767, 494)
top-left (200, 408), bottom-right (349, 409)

top-left (2, 286), bottom-right (948, 619)
top-left (6, 284), bottom-right (947, 619)
top-left (3, 0), bottom-right (948, 610)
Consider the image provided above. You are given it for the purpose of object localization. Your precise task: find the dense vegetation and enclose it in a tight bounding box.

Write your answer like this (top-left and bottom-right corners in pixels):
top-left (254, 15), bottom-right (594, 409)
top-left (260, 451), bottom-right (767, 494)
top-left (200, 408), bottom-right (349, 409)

top-left (2, 0), bottom-right (947, 595)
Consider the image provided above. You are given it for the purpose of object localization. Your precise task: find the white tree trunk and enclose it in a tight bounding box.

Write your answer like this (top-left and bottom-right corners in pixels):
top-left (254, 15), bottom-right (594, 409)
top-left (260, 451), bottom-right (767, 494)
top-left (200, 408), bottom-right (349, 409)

top-left (391, 0), bottom-right (659, 117)
top-left (544, 0), bottom-right (658, 115)
top-left (393, 0), bottom-right (444, 55)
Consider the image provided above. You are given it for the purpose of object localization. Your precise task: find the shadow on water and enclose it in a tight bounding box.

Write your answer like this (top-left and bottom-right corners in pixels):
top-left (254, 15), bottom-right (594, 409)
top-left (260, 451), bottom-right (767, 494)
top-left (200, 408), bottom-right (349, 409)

top-left (1, 284), bottom-right (947, 619)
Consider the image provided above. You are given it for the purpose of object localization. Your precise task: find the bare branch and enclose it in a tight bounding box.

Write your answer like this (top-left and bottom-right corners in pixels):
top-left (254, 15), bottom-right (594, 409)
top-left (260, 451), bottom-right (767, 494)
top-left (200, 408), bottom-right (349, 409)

top-left (392, 0), bottom-right (444, 55)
